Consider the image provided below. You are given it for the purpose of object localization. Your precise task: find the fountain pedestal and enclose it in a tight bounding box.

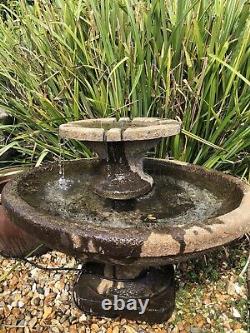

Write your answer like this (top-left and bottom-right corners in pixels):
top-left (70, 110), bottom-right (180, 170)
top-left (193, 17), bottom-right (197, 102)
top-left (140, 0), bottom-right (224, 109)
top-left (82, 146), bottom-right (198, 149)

top-left (73, 263), bottom-right (175, 323)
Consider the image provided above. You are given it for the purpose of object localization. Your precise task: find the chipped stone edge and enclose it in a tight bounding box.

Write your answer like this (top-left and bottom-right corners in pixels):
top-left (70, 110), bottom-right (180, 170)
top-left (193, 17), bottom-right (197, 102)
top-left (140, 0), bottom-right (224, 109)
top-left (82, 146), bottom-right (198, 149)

top-left (59, 118), bottom-right (181, 142)
top-left (59, 124), bottom-right (105, 141)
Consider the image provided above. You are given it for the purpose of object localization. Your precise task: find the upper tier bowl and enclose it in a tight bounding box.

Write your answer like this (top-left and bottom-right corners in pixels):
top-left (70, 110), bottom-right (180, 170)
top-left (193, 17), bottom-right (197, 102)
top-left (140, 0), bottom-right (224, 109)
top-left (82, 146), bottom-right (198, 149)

top-left (60, 117), bottom-right (182, 200)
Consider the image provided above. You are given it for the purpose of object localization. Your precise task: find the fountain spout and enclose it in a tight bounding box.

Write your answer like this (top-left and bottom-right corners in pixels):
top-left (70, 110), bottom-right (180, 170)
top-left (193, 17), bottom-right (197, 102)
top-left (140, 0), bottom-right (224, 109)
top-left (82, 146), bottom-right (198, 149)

top-left (59, 117), bottom-right (181, 200)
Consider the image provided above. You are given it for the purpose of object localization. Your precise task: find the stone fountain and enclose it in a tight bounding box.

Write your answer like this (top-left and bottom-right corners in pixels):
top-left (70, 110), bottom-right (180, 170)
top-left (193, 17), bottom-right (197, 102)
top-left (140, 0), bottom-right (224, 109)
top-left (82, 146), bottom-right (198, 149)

top-left (2, 117), bottom-right (250, 323)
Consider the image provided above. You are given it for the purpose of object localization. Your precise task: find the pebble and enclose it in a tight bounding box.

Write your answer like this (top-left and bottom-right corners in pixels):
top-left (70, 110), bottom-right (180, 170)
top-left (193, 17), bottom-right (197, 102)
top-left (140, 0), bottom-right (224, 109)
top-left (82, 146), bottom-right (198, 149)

top-left (124, 325), bottom-right (137, 333)
top-left (190, 328), bottom-right (203, 333)
top-left (43, 306), bottom-right (53, 319)
top-left (60, 315), bottom-right (69, 324)
top-left (69, 316), bottom-right (77, 324)
top-left (69, 325), bottom-right (78, 333)
top-left (112, 326), bottom-right (120, 333)
top-left (44, 287), bottom-right (51, 296)
top-left (32, 296), bottom-right (41, 306)
top-left (29, 317), bottom-right (37, 328)
top-left (79, 313), bottom-right (87, 322)
top-left (91, 323), bottom-right (99, 331)
top-left (18, 319), bottom-right (26, 326)
top-left (120, 319), bottom-right (127, 325)
top-left (37, 287), bottom-right (45, 294)
top-left (17, 301), bottom-right (24, 308)
top-left (232, 307), bottom-right (241, 318)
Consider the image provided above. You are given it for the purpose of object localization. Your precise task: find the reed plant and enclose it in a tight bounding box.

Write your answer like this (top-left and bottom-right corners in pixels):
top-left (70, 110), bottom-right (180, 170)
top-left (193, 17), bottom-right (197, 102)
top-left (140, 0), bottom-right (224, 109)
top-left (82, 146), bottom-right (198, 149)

top-left (0, 0), bottom-right (249, 178)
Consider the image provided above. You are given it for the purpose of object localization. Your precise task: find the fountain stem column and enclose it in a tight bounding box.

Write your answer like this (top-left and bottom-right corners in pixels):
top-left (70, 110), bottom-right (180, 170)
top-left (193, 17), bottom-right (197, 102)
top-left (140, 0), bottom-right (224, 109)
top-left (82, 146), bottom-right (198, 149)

top-left (86, 140), bottom-right (158, 200)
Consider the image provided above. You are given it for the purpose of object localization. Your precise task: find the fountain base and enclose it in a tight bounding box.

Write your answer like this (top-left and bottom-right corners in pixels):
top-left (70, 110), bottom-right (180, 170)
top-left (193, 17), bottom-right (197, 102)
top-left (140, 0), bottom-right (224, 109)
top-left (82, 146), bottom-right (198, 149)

top-left (73, 263), bottom-right (175, 323)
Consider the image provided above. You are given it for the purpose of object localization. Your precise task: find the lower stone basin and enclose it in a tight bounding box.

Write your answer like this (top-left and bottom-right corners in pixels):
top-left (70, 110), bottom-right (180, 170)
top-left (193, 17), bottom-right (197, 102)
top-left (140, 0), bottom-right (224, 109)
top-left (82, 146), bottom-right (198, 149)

top-left (2, 158), bottom-right (250, 266)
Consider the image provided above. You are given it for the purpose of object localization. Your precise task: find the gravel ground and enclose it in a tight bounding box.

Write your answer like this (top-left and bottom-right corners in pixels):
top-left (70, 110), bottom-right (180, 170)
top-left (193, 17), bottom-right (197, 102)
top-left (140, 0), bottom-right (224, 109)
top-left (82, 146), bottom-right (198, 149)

top-left (0, 240), bottom-right (248, 333)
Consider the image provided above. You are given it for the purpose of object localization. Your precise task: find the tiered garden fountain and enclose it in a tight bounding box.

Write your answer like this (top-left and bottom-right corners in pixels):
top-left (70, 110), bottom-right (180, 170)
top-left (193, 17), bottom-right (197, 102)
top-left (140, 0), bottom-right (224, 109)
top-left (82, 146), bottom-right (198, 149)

top-left (2, 117), bottom-right (250, 323)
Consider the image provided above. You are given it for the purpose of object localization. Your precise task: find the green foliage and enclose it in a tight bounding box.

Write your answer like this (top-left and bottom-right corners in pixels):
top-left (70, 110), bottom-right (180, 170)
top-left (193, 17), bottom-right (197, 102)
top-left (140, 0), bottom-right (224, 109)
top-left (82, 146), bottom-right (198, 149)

top-left (0, 0), bottom-right (249, 178)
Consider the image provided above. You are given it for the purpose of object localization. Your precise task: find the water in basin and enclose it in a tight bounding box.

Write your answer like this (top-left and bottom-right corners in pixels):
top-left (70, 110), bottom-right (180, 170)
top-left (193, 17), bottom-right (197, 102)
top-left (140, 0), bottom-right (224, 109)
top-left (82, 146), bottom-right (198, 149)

top-left (19, 160), bottom-right (225, 230)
